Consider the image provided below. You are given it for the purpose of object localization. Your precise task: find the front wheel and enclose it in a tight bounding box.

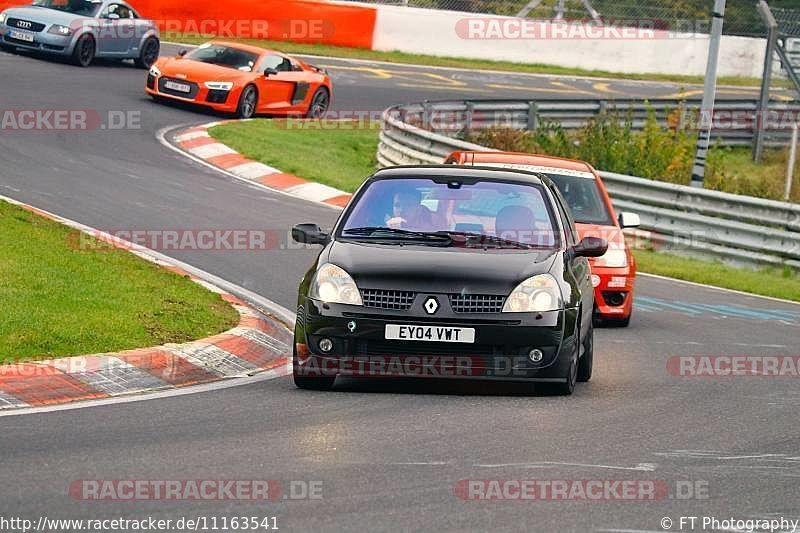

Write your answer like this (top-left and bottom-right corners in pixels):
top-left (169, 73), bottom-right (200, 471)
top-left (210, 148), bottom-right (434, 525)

top-left (134, 37), bottom-right (160, 69)
top-left (236, 85), bottom-right (258, 119)
top-left (71, 34), bottom-right (95, 67)
top-left (305, 87), bottom-right (330, 118)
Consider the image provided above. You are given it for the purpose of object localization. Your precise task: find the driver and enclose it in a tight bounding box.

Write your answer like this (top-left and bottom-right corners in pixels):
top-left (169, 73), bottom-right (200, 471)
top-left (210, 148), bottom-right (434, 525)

top-left (386, 189), bottom-right (434, 230)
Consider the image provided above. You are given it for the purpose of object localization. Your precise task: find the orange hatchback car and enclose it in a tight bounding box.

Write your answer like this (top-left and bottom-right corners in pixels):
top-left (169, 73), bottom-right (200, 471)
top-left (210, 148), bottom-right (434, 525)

top-left (446, 151), bottom-right (640, 327)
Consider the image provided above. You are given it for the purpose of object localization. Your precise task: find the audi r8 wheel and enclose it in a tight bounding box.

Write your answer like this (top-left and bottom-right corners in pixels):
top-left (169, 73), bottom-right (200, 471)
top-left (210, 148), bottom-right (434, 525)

top-left (236, 85), bottom-right (258, 119)
top-left (577, 319), bottom-right (594, 382)
top-left (135, 37), bottom-right (160, 69)
top-left (71, 34), bottom-right (95, 67)
top-left (306, 87), bottom-right (330, 118)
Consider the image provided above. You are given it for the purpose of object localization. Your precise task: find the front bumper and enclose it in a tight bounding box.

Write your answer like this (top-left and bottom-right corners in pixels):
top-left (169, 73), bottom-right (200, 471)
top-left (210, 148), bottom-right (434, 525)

top-left (591, 265), bottom-right (635, 319)
top-left (294, 298), bottom-right (577, 383)
top-left (1, 25), bottom-right (74, 55)
top-left (145, 75), bottom-right (239, 113)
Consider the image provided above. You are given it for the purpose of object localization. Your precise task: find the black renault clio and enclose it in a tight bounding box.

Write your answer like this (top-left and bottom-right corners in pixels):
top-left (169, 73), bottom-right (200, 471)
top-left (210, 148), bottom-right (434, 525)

top-left (291, 166), bottom-right (607, 395)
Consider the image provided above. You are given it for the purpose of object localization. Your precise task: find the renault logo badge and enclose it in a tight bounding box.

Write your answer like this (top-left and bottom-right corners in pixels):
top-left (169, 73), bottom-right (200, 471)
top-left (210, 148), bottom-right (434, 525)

top-left (424, 297), bottom-right (440, 315)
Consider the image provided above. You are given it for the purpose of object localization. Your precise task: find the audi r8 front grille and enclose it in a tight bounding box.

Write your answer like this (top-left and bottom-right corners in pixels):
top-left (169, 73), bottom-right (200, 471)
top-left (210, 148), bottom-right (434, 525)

top-left (449, 294), bottom-right (505, 314)
top-left (7, 18), bottom-right (46, 32)
top-left (206, 89), bottom-right (230, 104)
top-left (361, 289), bottom-right (416, 311)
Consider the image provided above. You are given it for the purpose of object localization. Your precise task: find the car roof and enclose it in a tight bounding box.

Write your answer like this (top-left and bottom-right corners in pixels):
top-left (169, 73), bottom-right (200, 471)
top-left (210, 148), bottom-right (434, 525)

top-left (460, 151), bottom-right (595, 173)
top-left (372, 165), bottom-right (550, 186)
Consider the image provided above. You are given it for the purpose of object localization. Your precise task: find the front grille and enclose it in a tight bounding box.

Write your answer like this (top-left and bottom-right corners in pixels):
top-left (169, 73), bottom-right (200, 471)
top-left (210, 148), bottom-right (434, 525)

top-left (355, 340), bottom-right (495, 358)
top-left (361, 289), bottom-right (415, 311)
top-left (7, 18), bottom-right (46, 32)
top-left (157, 77), bottom-right (200, 99)
top-left (449, 294), bottom-right (505, 314)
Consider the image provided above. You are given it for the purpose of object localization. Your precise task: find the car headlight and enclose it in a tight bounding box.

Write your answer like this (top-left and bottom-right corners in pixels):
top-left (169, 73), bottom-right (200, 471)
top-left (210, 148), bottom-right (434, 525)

top-left (149, 65), bottom-right (161, 77)
top-left (310, 264), bottom-right (363, 306)
top-left (0, 13), bottom-right (6, 24)
top-left (204, 81), bottom-right (233, 91)
top-left (47, 24), bottom-right (72, 36)
top-left (502, 274), bottom-right (563, 313)
top-left (593, 249), bottom-right (628, 268)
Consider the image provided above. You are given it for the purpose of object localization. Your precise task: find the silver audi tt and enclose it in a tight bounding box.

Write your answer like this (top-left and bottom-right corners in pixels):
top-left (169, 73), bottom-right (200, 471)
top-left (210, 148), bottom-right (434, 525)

top-left (0, 0), bottom-right (159, 67)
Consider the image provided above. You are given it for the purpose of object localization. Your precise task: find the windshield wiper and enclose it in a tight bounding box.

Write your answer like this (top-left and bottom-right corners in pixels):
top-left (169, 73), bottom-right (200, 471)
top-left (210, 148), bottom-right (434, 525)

top-left (343, 227), bottom-right (453, 245)
top-left (439, 231), bottom-right (535, 250)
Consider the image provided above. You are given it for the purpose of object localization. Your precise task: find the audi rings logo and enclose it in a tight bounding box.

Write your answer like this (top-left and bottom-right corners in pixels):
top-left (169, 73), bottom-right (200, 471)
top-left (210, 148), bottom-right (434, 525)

top-left (16, 20), bottom-right (32, 29)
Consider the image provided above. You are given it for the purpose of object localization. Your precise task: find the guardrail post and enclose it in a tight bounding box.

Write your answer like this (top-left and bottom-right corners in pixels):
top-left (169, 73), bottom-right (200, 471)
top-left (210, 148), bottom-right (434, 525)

top-left (787, 123), bottom-right (798, 201)
top-left (423, 101), bottom-right (432, 131)
top-left (465, 101), bottom-right (475, 135)
top-left (527, 102), bottom-right (539, 131)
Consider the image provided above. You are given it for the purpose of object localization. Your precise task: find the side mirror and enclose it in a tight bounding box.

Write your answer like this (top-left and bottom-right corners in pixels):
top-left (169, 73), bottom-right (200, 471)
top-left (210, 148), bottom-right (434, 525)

top-left (618, 212), bottom-right (641, 229)
top-left (177, 49), bottom-right (188, 58)
top-left (573, 236), bottom-right (608, 258)
top-left (292, 224), bottom-right (329, 246)
top-left (264, 67), bottom-right (278, 77)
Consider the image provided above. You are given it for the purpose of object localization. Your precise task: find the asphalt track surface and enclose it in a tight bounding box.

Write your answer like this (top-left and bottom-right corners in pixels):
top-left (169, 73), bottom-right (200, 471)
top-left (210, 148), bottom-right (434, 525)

top-left (1, 44), bottom-right (799, 532)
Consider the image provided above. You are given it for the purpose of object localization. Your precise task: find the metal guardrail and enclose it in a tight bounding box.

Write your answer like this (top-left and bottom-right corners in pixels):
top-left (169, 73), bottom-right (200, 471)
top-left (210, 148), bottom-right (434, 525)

top-left (378, 102), bottom-right (800, 271)
top-left (385, 99), bottom-right (800, 148)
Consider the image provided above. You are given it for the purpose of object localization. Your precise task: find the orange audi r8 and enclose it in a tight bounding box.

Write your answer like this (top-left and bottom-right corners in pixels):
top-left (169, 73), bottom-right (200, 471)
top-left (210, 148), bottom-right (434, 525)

top-left (446, 151), bottom-right (641, 327)
top-left (146, 41), bottom-right (332, 119)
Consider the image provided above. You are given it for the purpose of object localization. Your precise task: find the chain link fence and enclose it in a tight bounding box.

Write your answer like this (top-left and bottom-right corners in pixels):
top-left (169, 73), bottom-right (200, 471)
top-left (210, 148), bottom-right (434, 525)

top-left (344, 0), bottom-right (800, 37)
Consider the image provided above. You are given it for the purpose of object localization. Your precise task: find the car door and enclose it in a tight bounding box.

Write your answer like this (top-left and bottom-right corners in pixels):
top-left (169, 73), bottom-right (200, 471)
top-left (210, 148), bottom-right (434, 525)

top-left (253, 54), bottom-right (306, 112)
top-left (550, 184), bottom-right (593, 339)
top-left (96, 3), bottom-right (135, 55)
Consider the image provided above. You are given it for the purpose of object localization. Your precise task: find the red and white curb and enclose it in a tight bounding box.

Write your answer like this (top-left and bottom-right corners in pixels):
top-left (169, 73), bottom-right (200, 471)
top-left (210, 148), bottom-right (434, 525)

top-left (0, 195), bottom-right (294, 411)
top-left (167, 121), bottom-right (353, 209)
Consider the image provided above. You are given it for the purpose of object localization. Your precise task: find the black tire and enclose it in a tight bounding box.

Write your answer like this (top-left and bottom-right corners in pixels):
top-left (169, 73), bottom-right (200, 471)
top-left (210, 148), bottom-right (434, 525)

top-left (305, 87), bottom-right (330, 118)
top-left (134, 37), bottom-right (160, 69)
top-left (541, 332), bottom-right (578, 396)
top-left (607, 314), bottom-right (632, 328)
top-left (577, 318), bottom-right (594, 382)
top-left (71, 34), bottom-right (95, 67)
top-left (0, 42), bottom-right (14, 53)
top-left (236, 85), bottom-right (258, 119)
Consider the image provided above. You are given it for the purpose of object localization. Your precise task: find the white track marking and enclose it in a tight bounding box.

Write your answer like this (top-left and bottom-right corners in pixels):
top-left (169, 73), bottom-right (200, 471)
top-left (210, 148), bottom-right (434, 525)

top-left (474, 462), bottom-right (657, 472)
top-left (638, 273), bottom-right (800, 307)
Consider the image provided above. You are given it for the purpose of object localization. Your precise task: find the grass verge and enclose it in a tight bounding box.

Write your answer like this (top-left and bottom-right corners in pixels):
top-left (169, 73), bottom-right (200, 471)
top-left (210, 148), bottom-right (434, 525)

top-left (208, 119), bottom-right (800, 302)
top-left (166, 32), bottom-right (769, 87)
top-left (0, 201), bottom-right (240, 364)
top-left (209, 119), bottom-right (379, 193)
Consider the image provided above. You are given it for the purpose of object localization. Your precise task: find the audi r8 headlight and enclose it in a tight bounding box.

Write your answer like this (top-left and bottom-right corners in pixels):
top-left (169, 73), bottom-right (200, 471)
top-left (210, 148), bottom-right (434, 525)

top-left (149, 65), bottom-right (161, 77)
top-left (48, 24), bottom-right (72, 36)
top-left (503, 274), bottom-right (563, 313)
top-left (310, 264), bottom-right (363, 306)
top-left (593, 249), bottom-right (628, 268)
top-left (204, 81), bottom-right (233, 91)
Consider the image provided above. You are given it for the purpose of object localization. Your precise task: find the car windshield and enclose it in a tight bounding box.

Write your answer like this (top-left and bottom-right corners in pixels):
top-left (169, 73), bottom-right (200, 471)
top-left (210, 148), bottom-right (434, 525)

top-left (340, 177), bottom-right (559, 248)
top-left (544, 173), bottom-right (615, 226)
top-left (186, 44), bottom-right (260, 72)
top-left (32, 0), bottom-right (102, 16)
